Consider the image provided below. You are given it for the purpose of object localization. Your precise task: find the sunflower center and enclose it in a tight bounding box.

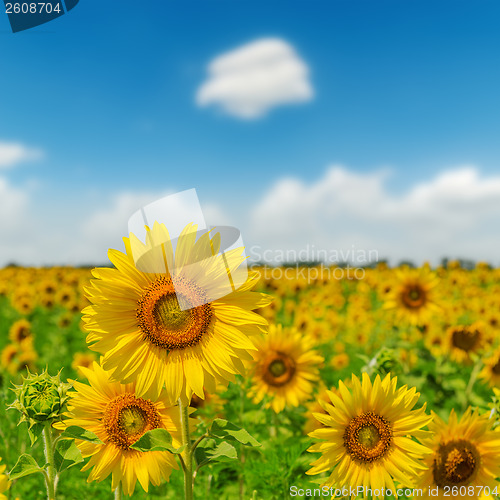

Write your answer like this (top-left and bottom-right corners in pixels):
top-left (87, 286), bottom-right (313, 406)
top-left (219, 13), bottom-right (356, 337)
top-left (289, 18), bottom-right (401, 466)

top-left (262, 352), bottom-right (296, 387)
top-left (269, 359), bottom-right (287, 377)
top-left (358, 425), bottom-right (380, 449)
top-left (154, 294), bottom-right (191, 331)
top-left (119, 407), bottom-right (148, 435)
top-left (103, 393), bottom-right (162, 450)
top-left (137, 276), bottom-right (212, 351)
top-left (17, 327), bottom-right (30, 341)
top-left (401, 285), bottom-right (426, 309)
top-left (343, 412), bottom-right (392, 463)
top-left (433, 440), bottom-right (479, 487)
top-left (492, 360), bottom-right (500, 375)
top-left (451, 327), bottom-right (480, 352)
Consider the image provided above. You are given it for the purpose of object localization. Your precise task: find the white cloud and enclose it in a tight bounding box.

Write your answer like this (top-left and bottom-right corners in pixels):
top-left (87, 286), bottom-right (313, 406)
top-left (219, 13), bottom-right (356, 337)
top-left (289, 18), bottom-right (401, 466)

top-left (196, 38), bottom-right (313, 119)
top-left (248, 166), bottom-right (500, 265)
top-left (3, 166), bottom-right (500, 268)
top-left (0, 141), bottom-right (43, 169)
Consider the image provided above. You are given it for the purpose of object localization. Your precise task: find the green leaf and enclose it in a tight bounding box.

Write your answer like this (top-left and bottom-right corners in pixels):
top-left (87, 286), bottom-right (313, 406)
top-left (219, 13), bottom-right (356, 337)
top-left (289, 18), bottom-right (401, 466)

top-left (195, 439), bottom-right (238, 468)
top-left (9, 454), bottom-right (44, 480)
top-left (59, 425), bottom-right (103, 444)
top-left (27, 422), bottom-right (45, 446)
top-left (54, 438), bottom-right (84, 473)
top-left (130, 429), bottom-right (185, 454)
top-left (209, 419), bottom-right (260, 447)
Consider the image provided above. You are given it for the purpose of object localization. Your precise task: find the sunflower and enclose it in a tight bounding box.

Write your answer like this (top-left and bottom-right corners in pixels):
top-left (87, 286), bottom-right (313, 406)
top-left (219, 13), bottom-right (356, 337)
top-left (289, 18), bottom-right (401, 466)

top-left (0, 344), bottom-right (19, 372)
top-left (479, 347), bottom-right (500, 388)
top-left (0, 341), bottom-right (38, 376)
top-left (330, 353), bottom-right (350, 371)
top-left (8, 319), bottom-right (33, 344)
top-left (307, 373), bottom-right (432, 498)
top-left (416, 408), bottom-right (500, 499)
top-left (384, 267), bottom-right (441, 325)
top-left (83, 222), bottom-right (272, 403)
top-left (0, 457), bottom-right (10, 500)
top-left (61, 361), bottom-right (185, 496)
top-left (446, 323), bottom-right (487, 364)
top-left (248, 324), bottom-right (323, 413)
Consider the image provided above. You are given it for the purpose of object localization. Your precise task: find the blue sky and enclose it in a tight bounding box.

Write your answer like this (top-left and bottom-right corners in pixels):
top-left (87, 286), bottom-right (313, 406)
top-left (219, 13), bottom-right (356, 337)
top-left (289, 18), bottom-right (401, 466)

top-left (1, 1), bottom-right (500, 266)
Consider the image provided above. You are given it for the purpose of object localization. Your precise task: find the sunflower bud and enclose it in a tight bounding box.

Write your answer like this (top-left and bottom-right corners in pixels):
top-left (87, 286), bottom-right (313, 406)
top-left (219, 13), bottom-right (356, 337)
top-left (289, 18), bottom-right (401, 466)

top-left (10, 369), bottom-right (71, 438)
top-left (363, 347), bottom-right (400, 377)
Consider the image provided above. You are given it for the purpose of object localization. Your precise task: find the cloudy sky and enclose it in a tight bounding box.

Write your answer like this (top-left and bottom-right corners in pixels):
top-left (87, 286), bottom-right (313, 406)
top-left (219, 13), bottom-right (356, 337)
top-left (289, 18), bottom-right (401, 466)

top-left (1, 1), bottom-right (500, 267)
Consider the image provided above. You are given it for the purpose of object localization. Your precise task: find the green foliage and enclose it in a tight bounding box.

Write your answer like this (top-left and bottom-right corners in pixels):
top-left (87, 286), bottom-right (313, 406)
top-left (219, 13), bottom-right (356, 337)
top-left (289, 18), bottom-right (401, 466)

top-left (194, 439), bottom-right (238, 468)
top-left (208, 418), bottom-right (260, 447)
top-left (130, 428), bottom-right (185, 454)
top-left (9, 453), bottom-right (44, 480)
top-left (59, 426), bottom-right (102, 444)
top-left (54, 439), bottom-right (84, 473)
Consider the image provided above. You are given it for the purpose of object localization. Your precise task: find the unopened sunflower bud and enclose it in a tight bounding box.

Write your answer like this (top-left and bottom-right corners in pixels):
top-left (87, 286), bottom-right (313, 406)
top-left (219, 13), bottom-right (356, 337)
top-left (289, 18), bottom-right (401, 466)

top-left (10, 369), bottom-right (71, 425)
top-left (362, 347), bottom-right (400, 377)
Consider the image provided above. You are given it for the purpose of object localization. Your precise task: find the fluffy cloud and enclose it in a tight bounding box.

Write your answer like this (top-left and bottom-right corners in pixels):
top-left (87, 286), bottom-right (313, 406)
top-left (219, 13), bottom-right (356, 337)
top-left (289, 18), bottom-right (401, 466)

top-left (196, 38), bottom-right (313, 119)
top-left (0, 141), bottom-right (43, 169)
top-left (3, 166), bottom-right (500, 267)
top-left (248, 166), bottom-right (500, 265)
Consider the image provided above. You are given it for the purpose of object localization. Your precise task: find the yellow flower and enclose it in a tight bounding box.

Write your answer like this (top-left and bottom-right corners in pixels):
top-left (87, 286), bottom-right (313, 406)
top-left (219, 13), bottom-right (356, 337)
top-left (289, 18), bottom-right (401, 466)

top-left (384, 267), bottom-right (440, 326)
top-left (446, 323), bottom-right (487, 365)
top-left (62, 361), bottom-right (185, 496)
top-left (307, 373), bottom-right (432, 498)
top-left (330, 353), bottom-right (350, 370)
top-left (8, 319), bottom-right (32, 344)
top-left (479, 347), bottom-right (500, 388)
top-left (0, 457), bottom-right (11, 500)
top-left (83, 222), bottom-right (272, 403)
top-left (248, 324), bottom-right (323, 413)
top-left (416, 408), bottom-right (500, 499)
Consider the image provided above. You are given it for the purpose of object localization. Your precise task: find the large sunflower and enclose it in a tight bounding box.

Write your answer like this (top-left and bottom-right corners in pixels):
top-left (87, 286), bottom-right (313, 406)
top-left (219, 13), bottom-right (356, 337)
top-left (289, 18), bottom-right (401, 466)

top-left (416, 408), bottom-right (500, 499)
top-left (384, 267), bottom-right (441, 326)
top-left (62, 361), bottom-right (185, 496)
top-left (248, 324), bottom-right (323, 413)
top-left (83, 222), bottom-right (272, 403)
top-left (307, 373), bottom-right (432, 498)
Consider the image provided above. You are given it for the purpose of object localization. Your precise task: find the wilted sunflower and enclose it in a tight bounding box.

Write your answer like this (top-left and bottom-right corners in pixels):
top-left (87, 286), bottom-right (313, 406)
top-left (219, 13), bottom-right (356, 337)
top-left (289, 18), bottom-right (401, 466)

top-left (384, 267), bottom-right (440, 325)
top-left (416, 408), bottom-right (500, 499)
top-left (62, 361), bottom-right (185, 496)
top-left (479, 347), bottom-right (500, 388)
top-left (446, 323), bottom-right (487, 365)
top-left (83, 222), bottom-right (272, 403)
top-left (248, 324), bottom-right (323, 413)
top-left (307, 373), bottom-right (432, 498)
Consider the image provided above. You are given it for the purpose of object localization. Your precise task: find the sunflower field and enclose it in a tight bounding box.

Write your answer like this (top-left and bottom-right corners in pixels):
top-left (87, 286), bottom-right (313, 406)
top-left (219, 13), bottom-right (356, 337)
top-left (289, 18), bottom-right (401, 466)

top-left (1, 230), bottom-right (500, 500)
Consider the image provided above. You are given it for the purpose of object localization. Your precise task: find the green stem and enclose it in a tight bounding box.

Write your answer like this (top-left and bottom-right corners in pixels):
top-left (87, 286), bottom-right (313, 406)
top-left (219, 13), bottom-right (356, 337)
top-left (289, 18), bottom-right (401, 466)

top-left (238, 380), bottom-right (245, 500)
top-left (42, 424), bottom-right (57, 500)
top-left (463, 359), bottom-right (482, 411)
top-left (178, 398), bottom-right (193, 500)
top-left (114, 482), bottom-right (122, 500)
